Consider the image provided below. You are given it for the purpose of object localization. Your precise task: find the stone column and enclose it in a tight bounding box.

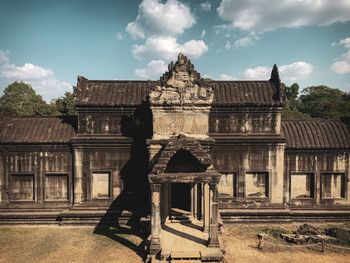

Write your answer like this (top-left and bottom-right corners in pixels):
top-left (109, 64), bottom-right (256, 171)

top-left (208, 182), bottom-right (219, 247)
top-left (0, 155), bottom-right (4, 203)
top-left (73, 148), bottom-right (83, 204)
top-left (191, 184), bottom-right (198, 219)
top-left (203, 183), bottom-right (210, 232)
top-left (150, 183), bottom-right (161, 255)
top-left (201, 184), bottom-right (204, 221)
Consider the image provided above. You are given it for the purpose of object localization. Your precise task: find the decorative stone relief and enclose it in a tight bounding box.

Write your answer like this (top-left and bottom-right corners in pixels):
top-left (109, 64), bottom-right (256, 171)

top-left (150, 53), bottom-right (214, 138)
top-left (149, 53), bottom-right (214, 107)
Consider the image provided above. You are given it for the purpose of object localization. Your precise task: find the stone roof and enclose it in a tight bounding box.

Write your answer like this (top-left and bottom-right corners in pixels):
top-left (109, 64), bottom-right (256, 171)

top-left (75, 78), bottom-right (152, 107)
top-left (1, 115), bottom-right (349, 150)
top-left (150, 136), bottom-right (213, 176)
top-left (75, 54), bottom-right (285, 108)
top-left (0, 112), bottom-right (14, 136)
top-left (0, 116), bottom-right (76, 143)
top-left (212, 81), bottom-right (283, 106)
top-left (74, 78), bottom-right (285, 107)
top-left (282, 119), bottom-right (350, 150)
top-left (149, 135), bottom-right (221, 183)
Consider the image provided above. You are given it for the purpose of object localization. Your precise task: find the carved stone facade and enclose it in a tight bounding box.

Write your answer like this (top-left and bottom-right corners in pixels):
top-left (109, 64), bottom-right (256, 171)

top-left (0, 53), bottom-right (349, 226)
top-left (150, 53), bottom-right (214, 139)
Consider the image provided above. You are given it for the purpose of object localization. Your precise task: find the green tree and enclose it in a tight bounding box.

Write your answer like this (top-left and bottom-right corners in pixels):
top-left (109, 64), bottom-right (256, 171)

top-left (0, 81), bottom-right (56, 116)
top-left (282, 83), bottom-right (310, 119)
top-left (282, 108), bottom-right (310, 119)
top-left (54, 92), bottom-right (76, 115)
top-left (298, 85), bottom-right (350, 119)
top-left (285, 83), bottom-right (299, 109)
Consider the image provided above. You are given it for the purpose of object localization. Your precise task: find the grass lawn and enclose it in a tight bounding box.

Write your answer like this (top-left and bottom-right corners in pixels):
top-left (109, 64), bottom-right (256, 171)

top-left (0, 223), bottom-right (349, 263)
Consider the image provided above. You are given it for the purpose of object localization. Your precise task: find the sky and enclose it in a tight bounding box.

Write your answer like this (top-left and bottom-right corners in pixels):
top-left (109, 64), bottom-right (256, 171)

top-left (0, 0), bottom-right (349, 101)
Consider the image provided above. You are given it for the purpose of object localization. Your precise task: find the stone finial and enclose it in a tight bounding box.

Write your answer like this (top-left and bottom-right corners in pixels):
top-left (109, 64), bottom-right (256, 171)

top-left (178, 52), bottom-right (185, 63)
top-left (159, 53), bottom-right (201, 84)
top-left (75, 76), bottom-right (88, 99)
top-left (269, 64), bottom-right (281, 86)
top-left (269, 64), bottom-right (286, 103)
top-left (77, 75), bottom-right (88, 83)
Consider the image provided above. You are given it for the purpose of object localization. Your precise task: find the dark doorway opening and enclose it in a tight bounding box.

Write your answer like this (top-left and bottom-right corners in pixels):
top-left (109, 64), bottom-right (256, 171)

top-left (171, 183), bottom-right (191, 212)
top-left (165, 149), bottom-right (205, 173)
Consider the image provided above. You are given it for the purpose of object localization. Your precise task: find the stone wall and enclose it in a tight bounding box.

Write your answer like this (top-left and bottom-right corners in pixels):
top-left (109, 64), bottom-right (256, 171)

top-left (209, 108), bottom-right (281, 135)
top-left (77, 110), bottom-right (134, 135)
top-left (1, 147), bottom-right (73, 206)
top-left (284, 151), bottom-right (350, 206)
top-left (0, 152), bottom-right (4, 203)
top-left (80, 147), bottom-right (130, 202)
top-left (212, 143), bottom-right (285, 207)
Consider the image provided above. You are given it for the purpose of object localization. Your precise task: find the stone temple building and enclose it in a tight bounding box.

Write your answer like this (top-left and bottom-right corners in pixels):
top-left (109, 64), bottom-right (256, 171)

top-left (0, 53), bottom-right (350, 260)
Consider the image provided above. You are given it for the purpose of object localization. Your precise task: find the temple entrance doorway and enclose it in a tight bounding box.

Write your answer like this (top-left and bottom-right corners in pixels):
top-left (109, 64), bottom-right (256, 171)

top-left (171, 183), bottom-right (191, 212)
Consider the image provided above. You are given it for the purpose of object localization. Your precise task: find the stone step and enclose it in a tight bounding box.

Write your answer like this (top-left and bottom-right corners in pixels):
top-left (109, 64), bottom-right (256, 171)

top-left (69, 206), bottom-right (111, 210)
top-left (171, 215), bottom-right (191, 219)
top-left (170, 219), bottom-right (192, 223)
top-left (170, 215), bottom-right (192, 223)
top-left (170, 251), bottom-right (201, 261)
top-left (169, 260), bottom-right (202, 263)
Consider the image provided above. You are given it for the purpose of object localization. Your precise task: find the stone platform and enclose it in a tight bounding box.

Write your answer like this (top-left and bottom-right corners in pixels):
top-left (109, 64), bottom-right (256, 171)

top-left (159, 220), bottom-right (223, 262)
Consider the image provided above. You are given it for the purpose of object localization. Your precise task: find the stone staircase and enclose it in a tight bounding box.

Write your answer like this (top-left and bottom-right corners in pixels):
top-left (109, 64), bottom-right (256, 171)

top-left (170, 208), bottom-right (192, 223)
top-left (0, 205), bottom-right (149, 226)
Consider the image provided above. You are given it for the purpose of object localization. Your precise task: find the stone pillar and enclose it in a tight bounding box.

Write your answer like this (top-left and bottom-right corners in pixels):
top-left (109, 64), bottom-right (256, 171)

top-left (203, 183), bottom-right (210, 232)
top-left (0, 154), bottom-right (4, 203)
top-left (150, 183), bottom-right (161, 255)
top-left (160, 183), bottom-right (169, 224)
top-left (208, 182), bottom-right (219, 247)
top-left (191, 184), bottom-right (198, 219)
top-left (201, 184), bottom-right (204, 220)
top-left (73, 148), bottom-right (83, 204)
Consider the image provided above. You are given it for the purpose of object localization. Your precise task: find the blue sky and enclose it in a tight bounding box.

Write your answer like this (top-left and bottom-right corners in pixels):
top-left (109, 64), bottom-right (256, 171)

top-left (0, 0), bottom-right (349, 101)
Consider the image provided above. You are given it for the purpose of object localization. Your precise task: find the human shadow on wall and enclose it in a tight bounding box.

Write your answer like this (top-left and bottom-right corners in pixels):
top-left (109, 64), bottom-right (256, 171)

top-left (94, 98), bottom-right (153, 260)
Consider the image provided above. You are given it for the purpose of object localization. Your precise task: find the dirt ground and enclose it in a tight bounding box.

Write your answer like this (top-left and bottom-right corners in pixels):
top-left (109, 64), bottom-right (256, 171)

top-left (222, 222), bottom-right (350, 263)
top-left (0, 223), bottom-right (349, 263)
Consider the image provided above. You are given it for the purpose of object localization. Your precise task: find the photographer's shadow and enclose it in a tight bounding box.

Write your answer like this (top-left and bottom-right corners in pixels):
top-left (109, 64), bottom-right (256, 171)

top-left (93, 99), bottom-right (153, 261)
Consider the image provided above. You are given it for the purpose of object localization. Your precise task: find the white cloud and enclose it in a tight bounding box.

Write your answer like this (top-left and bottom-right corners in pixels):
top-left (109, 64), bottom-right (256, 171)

top-left (116, 32), bottom-right (124, 40)
top-left (217, 0), bottom-right (350, 32)
top-left (244, 61), bottom-right (313, 81)
top-left (244, 66), bottom-right (270, 79)
top-left (0, 50), bottom-right (10, 65)
top-left (224, 32), bottom-right (259, 50)
top-left (0, 50), bottom-right (71, 100)
top-left (202, 74), bottom-right (212, 79)
top-left (331, 61), bottom-right (350, 74)
top-left (132, 36), bottom-right (208, 61)
top-left (2, 63), bottom-right (53, 79)
top-left (126, 0), bottom-right (207, 64)
top-left (200, 2), bottom-right (211, 11)
top-left (331, 50), bottom-right (350, 74)
top-left (233, 37), bottom-right (254, 48)
top-left (331, 37), bottom-right (350, 74)
top-left (219, 74), bottom-right (235, 80)
top-left (340, 37), bottom-right (350, 49)
top-left (224, 41), bottom-right (230, 50)
top-left (29, 78), bottom-right (72, 100)
top-left (135, 59), bottom-right (168, 79)
top-left (126, 0), bottom-right (196, 39)
top-left (340, 50), bottom-right (350, 61)
top-left (279, 62), bottom-right (313, 81)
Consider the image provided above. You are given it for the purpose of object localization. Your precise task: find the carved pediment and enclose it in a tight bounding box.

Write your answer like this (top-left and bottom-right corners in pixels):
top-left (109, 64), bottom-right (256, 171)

top-left (150, 53), bottom-right (214, 106)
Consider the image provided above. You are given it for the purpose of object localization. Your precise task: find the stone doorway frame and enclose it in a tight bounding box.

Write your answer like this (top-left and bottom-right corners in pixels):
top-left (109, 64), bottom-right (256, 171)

top-left (148, 136), bottom-right (221, 255)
